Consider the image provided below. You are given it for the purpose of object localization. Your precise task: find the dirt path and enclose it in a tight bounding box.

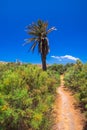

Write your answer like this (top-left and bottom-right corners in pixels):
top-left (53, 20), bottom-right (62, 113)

top-left (52, 75), bottom-right (85, 130)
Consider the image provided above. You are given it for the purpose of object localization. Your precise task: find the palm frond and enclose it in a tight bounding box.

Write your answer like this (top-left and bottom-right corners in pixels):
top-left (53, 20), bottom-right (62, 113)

top-left (26, 20), bottom-right (48, 37)
top-left (29, 42), bottom-right (38, 53)
top-left (23, 38), bottom-right (38, 46)
top-left (47, 27), bottom-right (57, 34)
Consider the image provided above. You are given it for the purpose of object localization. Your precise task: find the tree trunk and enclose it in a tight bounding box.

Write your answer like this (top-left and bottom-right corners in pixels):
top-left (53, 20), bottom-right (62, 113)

top-left (41, 40), bottom-right (47, 71)
top-left (41, 54), bottom-right (47, 71)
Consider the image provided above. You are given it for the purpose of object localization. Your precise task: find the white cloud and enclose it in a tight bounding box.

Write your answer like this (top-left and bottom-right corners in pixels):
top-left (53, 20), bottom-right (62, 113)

top-left (51, 55), bottom-right (79, 61)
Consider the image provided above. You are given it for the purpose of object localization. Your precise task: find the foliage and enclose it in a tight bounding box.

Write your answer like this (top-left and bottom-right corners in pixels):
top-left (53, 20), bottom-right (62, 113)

top-left (64, 60), bottom-right (87, 116)
top-left (48, 64), bottom-right (64, 74)
top-left (48, 63), bottom-right (74, 75)
top-left (0, 63), bottom-right (60, 130)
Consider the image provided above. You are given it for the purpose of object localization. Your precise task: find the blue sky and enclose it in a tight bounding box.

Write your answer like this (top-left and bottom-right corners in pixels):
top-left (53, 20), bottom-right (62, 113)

top-left (0, 0), bottom-right (87, 64)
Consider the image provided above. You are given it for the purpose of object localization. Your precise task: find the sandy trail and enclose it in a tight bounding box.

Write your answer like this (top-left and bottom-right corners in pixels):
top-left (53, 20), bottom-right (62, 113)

top-left (53, 75), bottom-right (85, 130)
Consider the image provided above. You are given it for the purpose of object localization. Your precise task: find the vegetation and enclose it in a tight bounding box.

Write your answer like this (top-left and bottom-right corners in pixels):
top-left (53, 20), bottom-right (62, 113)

top-left (25, 19), bottom-right (56, 71)
top-left (0, 60), bottom-right (87, 130)
top-left (0, 63), bottom-right (60, 130)
top-left (64, 60), bottom-right (87, 117)
top-left (48, 63), bottom-right (74, 74)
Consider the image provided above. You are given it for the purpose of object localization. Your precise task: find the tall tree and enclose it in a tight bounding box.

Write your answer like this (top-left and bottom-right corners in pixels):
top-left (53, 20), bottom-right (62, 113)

top-left (25, 20), bottom-right (56, 71)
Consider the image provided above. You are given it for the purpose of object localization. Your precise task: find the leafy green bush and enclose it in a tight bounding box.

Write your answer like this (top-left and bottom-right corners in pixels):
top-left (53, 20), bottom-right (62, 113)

top-left (64, 61), bottom-right (87, 116)
top-left (0, 63), bottom-right (60, 130)
top-left (48, 63), bottom-right (74, 75)
top-left (48, 64), bottom-right (64, 74)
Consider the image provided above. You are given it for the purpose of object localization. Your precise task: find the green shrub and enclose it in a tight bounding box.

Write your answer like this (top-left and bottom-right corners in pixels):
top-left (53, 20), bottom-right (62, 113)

top-left (64, 61), bottom-right (87, 115)
top-left (0, 63), bottom-right (60, 130)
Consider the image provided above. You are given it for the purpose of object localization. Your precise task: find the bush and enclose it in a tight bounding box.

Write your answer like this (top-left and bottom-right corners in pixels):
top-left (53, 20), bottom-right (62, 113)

top-left (0, 63), bottom-right (60, 130)
top-left (64, 61), bottom-right (87, 116)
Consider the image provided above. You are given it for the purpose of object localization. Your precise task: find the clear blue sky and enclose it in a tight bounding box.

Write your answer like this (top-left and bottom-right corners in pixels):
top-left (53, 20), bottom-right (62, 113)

top-left (0, 0), bottom-right (87, 64)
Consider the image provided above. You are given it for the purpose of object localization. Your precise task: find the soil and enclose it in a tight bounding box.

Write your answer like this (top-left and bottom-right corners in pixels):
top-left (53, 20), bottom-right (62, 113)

top-left (52, 75), bottom-right (86, 130)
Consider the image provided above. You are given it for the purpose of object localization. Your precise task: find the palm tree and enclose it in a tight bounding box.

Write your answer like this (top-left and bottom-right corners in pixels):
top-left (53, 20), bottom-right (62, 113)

top-left (25, 19), bottom-right (56, 71)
